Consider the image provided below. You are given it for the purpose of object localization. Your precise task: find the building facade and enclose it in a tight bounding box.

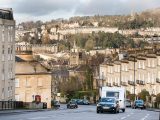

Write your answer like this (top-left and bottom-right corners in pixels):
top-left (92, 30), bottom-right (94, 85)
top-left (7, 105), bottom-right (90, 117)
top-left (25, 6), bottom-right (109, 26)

top-left (99, 54), bottom-right (160, 96)
top-left (0, 8), bottom-right (15, 101)
top-left (15, 54), bottom-right (52, 108)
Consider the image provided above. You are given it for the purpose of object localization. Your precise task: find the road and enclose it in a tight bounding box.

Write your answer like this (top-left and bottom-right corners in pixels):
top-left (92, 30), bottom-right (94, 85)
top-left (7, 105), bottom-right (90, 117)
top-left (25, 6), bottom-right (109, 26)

top-left (0, 105), bottom-right (159, 120)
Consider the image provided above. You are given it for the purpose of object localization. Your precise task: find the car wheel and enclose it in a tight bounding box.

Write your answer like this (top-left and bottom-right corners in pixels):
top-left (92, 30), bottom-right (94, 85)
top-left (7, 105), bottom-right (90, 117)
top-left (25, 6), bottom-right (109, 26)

top-left (122, 109), bottom-right (125, 112)
top-left (97, 110), bottom-right (99, 113)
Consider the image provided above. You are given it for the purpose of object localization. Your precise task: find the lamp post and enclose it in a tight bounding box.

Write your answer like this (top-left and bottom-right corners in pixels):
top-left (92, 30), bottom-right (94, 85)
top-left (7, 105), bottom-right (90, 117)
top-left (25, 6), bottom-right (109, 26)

top-left (133, 56), bottom-right (136, 101)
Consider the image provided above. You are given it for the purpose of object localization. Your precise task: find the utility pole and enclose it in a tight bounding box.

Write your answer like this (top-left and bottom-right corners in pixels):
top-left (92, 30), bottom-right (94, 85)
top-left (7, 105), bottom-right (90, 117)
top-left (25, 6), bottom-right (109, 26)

top-left (134, 56), bottom-right (136, 101)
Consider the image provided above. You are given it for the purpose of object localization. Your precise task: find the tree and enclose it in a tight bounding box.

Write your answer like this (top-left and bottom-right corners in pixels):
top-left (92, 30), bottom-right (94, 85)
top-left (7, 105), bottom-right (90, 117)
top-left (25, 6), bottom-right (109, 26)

top-left (85, 39), bottom-right (94, 51)
top-left (138, 89), bottom-right (150, 102)
top-left (59, 76), bottom-right (82, 99)
top-left (156, 93), bottom-right (160, 104)
top-left (85, 65), bottom-right (93, 90)
top-left (42, 32), bottom-right (50, 44)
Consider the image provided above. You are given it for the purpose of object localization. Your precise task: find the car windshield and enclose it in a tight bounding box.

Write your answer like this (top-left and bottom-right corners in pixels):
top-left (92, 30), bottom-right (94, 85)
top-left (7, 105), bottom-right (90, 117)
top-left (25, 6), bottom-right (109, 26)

top-left (100, 98), bottom-right (115, 103)
top-left (135, 100), bottom-right (144, 104)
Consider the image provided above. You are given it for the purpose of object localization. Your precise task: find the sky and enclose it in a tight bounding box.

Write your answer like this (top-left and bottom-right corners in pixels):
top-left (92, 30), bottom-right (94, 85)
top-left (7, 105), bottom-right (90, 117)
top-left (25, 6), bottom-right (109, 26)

top-left (0, 0), bottom-right (160, 23)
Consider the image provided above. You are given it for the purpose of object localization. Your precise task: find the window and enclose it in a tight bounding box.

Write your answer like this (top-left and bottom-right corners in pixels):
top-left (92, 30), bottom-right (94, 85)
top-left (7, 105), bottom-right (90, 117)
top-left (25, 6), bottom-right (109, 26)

top-left (138, 73), bottom-right (141, 80)
top-left (26, 79), bottom-right (30, 87)
top-left (130, 74), bottom-right (133, 81)
top-left (142, 61), bottom-right (145, 69)
top-left (152, 60), bottom-right (155, 67)
top-left (158, 58), bottom-right (160, 65)
top-left (138, 61), bottom-right (141, 68)
top-left (15, 95), bottom-right (20, 101)
top-left (2, 26), bottom-right (5, 42)
top-left (15, 78), bottom-right (19, 87)
top-left (37, 78), bottom-right (42, 86)
top-left (148, 59), bottom-right (151, 67)
top-left (148, 72), bottom-right (150, 83)
top-left (1, 88), bottom-right (4, 99)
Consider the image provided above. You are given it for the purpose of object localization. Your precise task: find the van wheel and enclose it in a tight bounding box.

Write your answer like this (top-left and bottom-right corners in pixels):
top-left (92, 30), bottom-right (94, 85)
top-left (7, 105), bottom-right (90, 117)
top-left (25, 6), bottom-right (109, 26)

top-left (97, 110), bottom-right (99, 113)
top-left (122, 109), bottom-right (125, 112)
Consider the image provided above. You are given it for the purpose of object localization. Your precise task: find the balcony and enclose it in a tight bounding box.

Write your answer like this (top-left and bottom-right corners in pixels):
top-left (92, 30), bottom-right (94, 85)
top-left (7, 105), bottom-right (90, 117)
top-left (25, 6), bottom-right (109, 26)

top-left (128, 80), bottom-right (135, 86)
top-left (106, 82), bottom-right (112, 87)
top-left (121, 82), bottom-right (127, 86)
top-left (113, 82), bottom-right (118, 86)
top-left (136, 80), bottom-right (145, 85)
top-left (156, 78), bottom-right (160, 83)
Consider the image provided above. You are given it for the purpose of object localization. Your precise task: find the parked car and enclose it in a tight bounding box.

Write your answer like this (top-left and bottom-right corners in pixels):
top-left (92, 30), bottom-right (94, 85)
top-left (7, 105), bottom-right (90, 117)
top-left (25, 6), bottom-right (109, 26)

top-left (77, 99), bottom-right (90, 105)
top-left (132, 100), bottom-right (146, 109)
top-left (125, 99), bottom-right (131, 107)
top-left (97, 97), bottom-right (120, 114)
top-left (52, 100), bottom-right (60, 108)
top-left (67, 100), bottom-right (78, 109)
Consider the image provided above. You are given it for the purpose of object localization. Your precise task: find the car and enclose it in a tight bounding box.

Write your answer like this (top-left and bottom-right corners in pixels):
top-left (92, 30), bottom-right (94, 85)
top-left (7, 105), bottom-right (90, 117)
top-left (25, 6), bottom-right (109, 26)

top-left (96, 97), bottom-right (120, 114)
top-left (67, 100), bottom-right (78, 109)
top-left (77, 99), bottom-right (90, 105)
top-left (125, 99), bottom-right (131, 107)
top-left (51, 100), bottom-right (60, 109)
top-left (132, 100), bottom-right (146, 109)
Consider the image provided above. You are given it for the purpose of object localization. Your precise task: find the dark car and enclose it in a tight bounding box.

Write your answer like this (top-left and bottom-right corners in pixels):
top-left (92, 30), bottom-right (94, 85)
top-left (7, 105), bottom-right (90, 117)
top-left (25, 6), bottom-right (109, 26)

top-left (132, 100), bottom-right (146, 109)
top-left (125, 99), bottom-right (131, 107)
top-left (67, 100), bottom-right (78, 109)
top-left (52, 100), bottom-right (60, 108)
top-left (77, 99), bottom-right (90, 105)
top-left (97, 97), bottom-right (120, 114)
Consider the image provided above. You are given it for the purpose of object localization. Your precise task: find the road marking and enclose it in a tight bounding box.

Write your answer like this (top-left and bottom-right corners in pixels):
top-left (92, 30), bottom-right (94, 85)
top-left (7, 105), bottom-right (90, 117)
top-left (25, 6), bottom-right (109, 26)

top-left (140, 114), bottom-right (150, 120)
top-left (28, 117), bottom-right (50, 120)
top-left (121, 117), bottom-right (126, 119)
top-left (127, 115), bottom-right (130, 117)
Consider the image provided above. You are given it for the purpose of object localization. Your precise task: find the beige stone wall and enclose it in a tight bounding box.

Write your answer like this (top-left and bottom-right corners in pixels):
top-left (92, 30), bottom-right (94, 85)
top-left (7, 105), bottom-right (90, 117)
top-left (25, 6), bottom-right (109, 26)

top-left (15, 74), bottom-right (52, 108)
top-left (99, 55), bottom-right (160, 95)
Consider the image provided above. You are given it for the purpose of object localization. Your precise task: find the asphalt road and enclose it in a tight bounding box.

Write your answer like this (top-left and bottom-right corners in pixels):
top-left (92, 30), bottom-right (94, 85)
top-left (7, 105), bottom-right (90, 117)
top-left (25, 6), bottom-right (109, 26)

top-left (0, 105), bottom-right (159, 120)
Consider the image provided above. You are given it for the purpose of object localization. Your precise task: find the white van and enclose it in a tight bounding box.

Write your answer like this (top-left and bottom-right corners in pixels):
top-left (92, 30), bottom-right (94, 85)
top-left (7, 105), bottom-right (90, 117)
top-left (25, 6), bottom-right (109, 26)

top-left (100, 87), bottom-right (126, 112)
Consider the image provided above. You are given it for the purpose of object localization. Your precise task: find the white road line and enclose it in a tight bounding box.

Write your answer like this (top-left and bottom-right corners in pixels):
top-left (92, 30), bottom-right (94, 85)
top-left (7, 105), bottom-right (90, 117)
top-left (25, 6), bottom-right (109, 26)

top-left (140, 114), bottom-right (150, 120)
top-left (28, 117), bottom-right (50, 120)
top-left (121, 117), bottom-right (126, 120)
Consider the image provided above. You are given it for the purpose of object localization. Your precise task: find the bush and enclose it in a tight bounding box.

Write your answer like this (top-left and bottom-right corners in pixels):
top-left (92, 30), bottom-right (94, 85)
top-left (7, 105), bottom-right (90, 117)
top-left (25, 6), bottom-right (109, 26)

top-left (138, 89), bottom-right (150, 102)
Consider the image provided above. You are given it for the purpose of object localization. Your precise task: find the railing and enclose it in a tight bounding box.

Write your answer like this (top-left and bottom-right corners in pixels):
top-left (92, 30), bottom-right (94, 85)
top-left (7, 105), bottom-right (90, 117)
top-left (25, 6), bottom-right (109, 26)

top-left (0, 101), bottom-right (47, 110)
top-left (128, 80), bottom-right (135, 85)
top-left (113, 82), bottom-right (118, 86)
top-left (0, 101), bottom-right (23, 110)
top-left (121, 82), bottom-right (127, 86)
top-left (136, 80), bottom-right (145, 85)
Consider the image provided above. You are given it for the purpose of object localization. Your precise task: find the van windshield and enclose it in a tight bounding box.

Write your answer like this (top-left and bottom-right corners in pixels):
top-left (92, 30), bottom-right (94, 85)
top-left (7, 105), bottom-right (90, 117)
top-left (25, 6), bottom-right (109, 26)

top-left (100, 98), bottom-right (115, 103)
top-left (106, 92), bottom-right (119, 99)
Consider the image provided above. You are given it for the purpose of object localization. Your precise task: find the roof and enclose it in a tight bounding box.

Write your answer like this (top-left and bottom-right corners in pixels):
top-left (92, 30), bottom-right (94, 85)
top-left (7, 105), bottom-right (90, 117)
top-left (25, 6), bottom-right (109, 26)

top-left (0, 8), bottom-right (14, 20)
top-left (15, 56), bottom-right (26, 62)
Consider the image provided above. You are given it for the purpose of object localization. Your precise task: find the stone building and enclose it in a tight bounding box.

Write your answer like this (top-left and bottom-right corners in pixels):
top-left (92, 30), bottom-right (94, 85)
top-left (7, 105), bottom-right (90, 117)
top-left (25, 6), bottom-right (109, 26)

top-left (99, 53), bottom-right (160, 96)
top-left (15, 54), bottom-right (52, 108)
top-left (0, 8), bottom-right (15, 101)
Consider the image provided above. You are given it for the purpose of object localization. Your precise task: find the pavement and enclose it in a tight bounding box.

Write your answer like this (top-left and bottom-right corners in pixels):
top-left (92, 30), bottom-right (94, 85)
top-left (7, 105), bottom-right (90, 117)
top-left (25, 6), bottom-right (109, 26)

top-left (0, 109), bottom-right (52, 115)
top-left (0, 105), bottom-right (159, 120)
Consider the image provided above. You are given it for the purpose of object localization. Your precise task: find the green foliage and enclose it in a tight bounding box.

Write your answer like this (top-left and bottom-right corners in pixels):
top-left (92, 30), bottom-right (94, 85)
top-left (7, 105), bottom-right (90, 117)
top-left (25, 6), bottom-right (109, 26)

top-left (85, 65), bottom-right (93, 90)
top-left (67, 32), bottom-right (136, 50)
top-left (127, 94), bottom-right (136, 101)
top-left (156, 93), bottom-right (160, 104)
top-left (138, 89), bottom-right (150, 102)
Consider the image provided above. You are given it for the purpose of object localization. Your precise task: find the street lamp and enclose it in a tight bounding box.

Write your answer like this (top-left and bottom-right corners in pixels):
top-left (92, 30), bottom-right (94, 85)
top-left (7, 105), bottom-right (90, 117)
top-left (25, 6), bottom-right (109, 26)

top-left (133, 56), bottom-right (136, 101)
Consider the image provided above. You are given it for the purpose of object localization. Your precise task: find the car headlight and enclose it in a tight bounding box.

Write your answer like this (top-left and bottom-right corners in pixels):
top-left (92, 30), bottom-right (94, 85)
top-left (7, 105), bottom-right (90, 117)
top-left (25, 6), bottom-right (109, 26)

top-left (97, 104), bottom-right (101, 107)
top-left (111, 104), bottom-right (116, 107)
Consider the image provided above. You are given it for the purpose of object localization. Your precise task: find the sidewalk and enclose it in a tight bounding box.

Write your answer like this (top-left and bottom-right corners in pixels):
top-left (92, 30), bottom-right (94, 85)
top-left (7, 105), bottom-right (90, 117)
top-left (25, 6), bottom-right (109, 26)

top-left (0, 109), bottom-right (52, 115)
top-left (146, 108), bottom-right (160, 112)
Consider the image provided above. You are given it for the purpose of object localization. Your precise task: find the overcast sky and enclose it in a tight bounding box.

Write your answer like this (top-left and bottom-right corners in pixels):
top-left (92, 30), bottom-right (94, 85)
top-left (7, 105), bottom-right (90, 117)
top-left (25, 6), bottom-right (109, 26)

top-left (0, 0), bottom-right (160, 23)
